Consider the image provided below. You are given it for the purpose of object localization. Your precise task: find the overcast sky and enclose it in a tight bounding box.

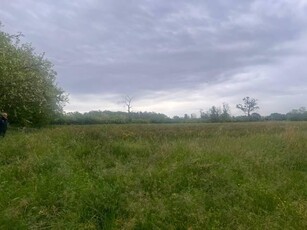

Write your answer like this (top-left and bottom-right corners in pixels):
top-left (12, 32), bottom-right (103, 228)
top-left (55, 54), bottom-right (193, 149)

top-left (1, 0), bottom-right (307, 117)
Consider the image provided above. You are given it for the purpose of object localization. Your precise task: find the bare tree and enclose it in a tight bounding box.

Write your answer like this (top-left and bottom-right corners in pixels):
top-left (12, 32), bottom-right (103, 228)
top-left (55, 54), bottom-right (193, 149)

top-left (236, 96), bottom-right (259, 117)
top-left (123, 95), bottom-right (133, 114)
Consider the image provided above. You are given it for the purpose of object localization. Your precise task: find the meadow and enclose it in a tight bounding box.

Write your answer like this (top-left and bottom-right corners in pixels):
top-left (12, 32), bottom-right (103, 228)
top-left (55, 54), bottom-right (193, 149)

top-left (0, 122), bottom-right (306, 229)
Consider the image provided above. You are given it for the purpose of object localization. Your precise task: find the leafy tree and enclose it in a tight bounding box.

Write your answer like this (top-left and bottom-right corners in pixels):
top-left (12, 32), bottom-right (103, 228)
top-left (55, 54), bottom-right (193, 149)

top-left (208, 106), bottom-right (221, 122)
top-left (190, 113), bottom-right (197, 119)
top-left (236, 96), bottom-right (259, 117)
top-left (199, 109), bottom-right (209, 121)
top-left (286, 107), bottom-right (307, 121)
top-left (250, 112), bottom-right (262, 121)
top-left (173, 115), bottom-right (180, 120)
top-left (0, 23), bottom-right (67, 126)
top-left (267, 113), bottom-right (286, 121)
top-left (220, 103), bottom-right (231, 122)
top-left (204, 104), bottom-right (231, 123)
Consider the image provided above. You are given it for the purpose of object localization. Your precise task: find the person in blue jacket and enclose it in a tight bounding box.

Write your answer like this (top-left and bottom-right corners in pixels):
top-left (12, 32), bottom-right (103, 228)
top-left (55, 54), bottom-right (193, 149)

top-left (0, 113), bottom-right (8, 137)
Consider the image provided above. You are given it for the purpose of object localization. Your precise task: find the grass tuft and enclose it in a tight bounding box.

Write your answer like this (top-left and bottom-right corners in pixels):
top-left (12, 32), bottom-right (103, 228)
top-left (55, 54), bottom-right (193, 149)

top-left (0, 122), bottom-right (307, 229)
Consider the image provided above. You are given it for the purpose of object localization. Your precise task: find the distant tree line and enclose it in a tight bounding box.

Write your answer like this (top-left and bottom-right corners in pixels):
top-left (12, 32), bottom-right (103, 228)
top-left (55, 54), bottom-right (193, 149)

top-left (267, 107), bottom-right (307, 121)
top-left (53, 110), bottom-right (172, 125)
top-left (52, 106), bottom-right (307, 125)
top-left (51, 96), bottom-right (307, 125)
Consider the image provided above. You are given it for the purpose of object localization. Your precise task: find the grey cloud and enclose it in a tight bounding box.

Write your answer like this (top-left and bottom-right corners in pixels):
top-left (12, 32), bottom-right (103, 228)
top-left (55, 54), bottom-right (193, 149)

top-left (1, 0), bottom-right (307, 114)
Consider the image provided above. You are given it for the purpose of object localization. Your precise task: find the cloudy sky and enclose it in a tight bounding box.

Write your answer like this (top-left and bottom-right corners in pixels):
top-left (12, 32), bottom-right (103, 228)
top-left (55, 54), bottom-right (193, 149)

top-left (1, 0), bottom-right (307, 117)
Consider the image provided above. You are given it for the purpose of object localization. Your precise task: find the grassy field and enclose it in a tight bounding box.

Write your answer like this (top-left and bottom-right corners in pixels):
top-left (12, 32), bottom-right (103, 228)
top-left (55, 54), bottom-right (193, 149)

top-left (0, 122), bottom-right (306, 229)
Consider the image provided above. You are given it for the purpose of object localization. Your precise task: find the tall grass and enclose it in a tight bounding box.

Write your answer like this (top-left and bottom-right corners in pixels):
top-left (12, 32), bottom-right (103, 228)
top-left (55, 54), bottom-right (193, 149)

top-left (0, 122), bottom-right (306, 229)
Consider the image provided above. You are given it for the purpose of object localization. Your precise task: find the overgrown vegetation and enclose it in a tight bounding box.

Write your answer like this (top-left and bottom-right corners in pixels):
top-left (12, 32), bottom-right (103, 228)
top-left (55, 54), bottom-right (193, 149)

top-left (0, 122), bottom-right (306, 229)
top-left (0, 22), bottom-right (67, 126)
